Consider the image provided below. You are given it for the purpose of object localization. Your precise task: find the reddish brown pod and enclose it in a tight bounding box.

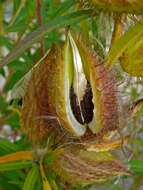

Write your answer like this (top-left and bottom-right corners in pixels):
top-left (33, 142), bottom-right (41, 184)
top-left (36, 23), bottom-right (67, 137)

top-left (20, 32), bottom-right (119, 146)
top-left (75, 37), bottom-right (119, 138)
top-left (91, 58), bottom-right (119, 136)
top-left (19, 32), bottom-right (129, 186)
top-left (20, 46), bottom-right (62, 144)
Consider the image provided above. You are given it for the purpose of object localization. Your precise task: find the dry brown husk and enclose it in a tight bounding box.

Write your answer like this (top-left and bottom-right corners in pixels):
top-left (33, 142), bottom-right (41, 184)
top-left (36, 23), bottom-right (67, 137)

top-left (21, 36), bottom-right (119, 144)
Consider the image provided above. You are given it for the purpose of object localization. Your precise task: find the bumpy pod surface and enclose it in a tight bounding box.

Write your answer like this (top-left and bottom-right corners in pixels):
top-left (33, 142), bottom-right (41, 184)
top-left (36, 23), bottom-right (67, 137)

top-left (21, 34), bottom-right (119, 144)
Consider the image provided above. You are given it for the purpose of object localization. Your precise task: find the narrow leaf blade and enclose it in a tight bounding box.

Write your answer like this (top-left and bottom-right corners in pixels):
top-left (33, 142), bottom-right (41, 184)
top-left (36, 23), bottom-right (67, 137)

top-left (105, 21), bottom-right (143, 68)
top-left (0, 151), bottom-right (33, 163)
top-left (0, 139), bottom-right (19, 155)
top-left (23, 165), bottom-right (39, 190)
top-left (40, 164), bottom-right (52, 190)
top-left (0, 161), bottom-right (32, 171)
top-left (0, 10), bottom-right (91, 68)
top-left (128, 160), bottom-right (143, 174)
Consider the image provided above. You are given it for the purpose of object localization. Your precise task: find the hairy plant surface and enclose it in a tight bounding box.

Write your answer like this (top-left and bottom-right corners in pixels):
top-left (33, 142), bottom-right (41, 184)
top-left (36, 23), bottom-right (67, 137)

top-left (0, 1), bottom-right (143, 190)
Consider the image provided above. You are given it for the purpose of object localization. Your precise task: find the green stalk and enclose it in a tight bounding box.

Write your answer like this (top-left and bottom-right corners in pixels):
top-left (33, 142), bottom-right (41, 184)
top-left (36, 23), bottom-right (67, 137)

top-left (0, 2), bottom-right (4, 58)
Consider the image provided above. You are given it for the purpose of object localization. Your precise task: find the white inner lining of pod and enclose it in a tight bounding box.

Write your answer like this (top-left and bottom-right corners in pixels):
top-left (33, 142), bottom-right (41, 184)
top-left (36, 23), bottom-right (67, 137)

top-left (64, 33), bottom-right (99, 136)
top-left (69, 34), bottom-right (87, 123)
top-left (64, 37), bottom-right (86, 136)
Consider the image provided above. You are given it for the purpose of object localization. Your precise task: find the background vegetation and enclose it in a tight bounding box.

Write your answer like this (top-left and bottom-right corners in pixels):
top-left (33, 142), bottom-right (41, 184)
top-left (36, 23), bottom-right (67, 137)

top-left (0, 0), bottom-right (143, 189)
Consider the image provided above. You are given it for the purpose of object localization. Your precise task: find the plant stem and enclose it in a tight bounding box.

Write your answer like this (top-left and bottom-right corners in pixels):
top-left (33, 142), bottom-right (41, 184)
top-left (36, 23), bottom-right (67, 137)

top-left (36, 0), bottom-right (45, 56)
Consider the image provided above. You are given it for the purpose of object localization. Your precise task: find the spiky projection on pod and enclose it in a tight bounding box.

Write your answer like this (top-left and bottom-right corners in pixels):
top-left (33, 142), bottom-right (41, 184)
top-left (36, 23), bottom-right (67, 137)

top-left (80, 0), bottom-right (143, 14)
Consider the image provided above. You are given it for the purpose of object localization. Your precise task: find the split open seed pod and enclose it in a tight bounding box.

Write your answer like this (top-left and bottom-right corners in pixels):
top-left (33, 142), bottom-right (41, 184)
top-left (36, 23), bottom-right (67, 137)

top-left (20, 31), bottom-right (129, 185)
top-left (21, 32), bottom-right (118, 144)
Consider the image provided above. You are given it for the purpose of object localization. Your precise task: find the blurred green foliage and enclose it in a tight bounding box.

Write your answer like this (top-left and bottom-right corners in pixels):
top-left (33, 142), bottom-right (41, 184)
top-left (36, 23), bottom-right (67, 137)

top-left (0, 0), bottom-right (143, 190)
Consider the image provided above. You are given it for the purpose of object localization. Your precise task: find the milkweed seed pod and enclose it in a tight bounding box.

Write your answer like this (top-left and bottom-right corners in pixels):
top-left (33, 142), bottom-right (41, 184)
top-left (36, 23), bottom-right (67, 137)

top-left (21, 32), bottom-right (119, 145)
top-left (80, 0), bottom-right (143, 14)
top-left (20, 32), bottom-right (129, 185)
top-left (52, 149), bottom-right (130, 185)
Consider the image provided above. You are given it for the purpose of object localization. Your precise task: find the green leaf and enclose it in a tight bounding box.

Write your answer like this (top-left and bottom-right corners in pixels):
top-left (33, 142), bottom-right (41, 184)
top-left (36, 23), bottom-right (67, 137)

top-left (6, 113), bottom-right (20, 129)
top-left (10, 52), bottom-right (43, 99)
top-left (0, 96), bottom-right (8, 113)
top-left (53, 0), bottom-right (75, 18)
top-left (7, 0), bottom-right (35, 32)
top-left (8, 52), bottom-right (33, 70)
top-left (23, 165), bottom-right (39, 190)
top-left (0, 10), bottom-right (91, 68)
top-left (0, 161), bottom-right (32, 171)
top-left (105, 21), bottom-right (143, 68)
top-left (128, 160), bottom-right (143, 174)
top-left (110, 185), bottom-right (125, 190)
top-left (34, 175), bottom-right (42, 190)
top-left (121, 35), bottom-right (143, 77)
top-left (4, 71), bottom-right (27, 92)
top-left (0, 139), bottom-right (19, 155)
top-left (7, 8), bottom-right (28, 32)
top-left (2, 170), bottom-right (25, 189)
top-left (0, 36), bottom-right (13, 49)
top-left (0, 175), bottom-right (21, 190)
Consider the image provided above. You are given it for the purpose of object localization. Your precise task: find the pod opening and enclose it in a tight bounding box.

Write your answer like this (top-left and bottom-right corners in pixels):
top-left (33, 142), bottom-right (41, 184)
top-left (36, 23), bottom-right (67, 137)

top-left (70, 82), bottom-right (94, 125)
